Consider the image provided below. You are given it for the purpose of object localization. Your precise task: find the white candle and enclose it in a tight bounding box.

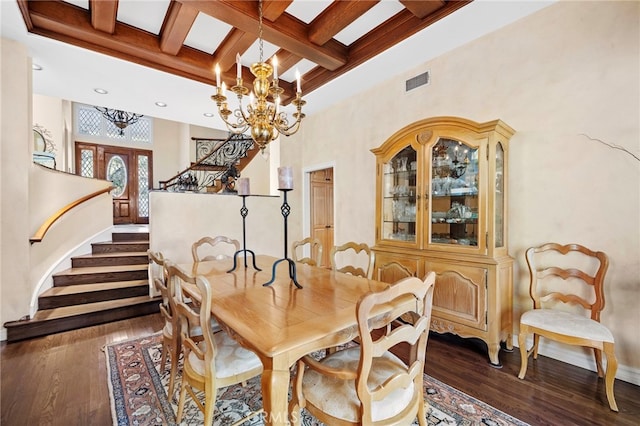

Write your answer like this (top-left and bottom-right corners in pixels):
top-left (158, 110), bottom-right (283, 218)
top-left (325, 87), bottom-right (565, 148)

top-left (278, 166), bottom-right (293, 190)
top-left (236, 53), bottom-right (241, 79)
top-left (295, 69), bottom-right (301, 93)
top-left (272, 55), bottom-right (278, 80)
top-left (221, 81), bottom-right (227, 96)
top-left (215, 64), bottom-right (221, 87)
top-left (237, 177), bottom-right (250, 196)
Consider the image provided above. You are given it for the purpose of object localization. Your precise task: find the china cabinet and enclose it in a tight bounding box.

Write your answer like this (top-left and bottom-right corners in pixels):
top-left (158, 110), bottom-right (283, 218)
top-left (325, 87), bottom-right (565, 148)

top-left (371, 116), bottom-right (515, 366)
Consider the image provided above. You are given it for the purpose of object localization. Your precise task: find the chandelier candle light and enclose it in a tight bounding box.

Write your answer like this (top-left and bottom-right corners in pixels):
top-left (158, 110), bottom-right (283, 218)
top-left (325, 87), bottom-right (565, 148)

top-left (264, 166), bottom-right (302, 288)
top-left (211, 0), bottom-right (305, 152)
top-left (228, 177), bottom-right (261, 272)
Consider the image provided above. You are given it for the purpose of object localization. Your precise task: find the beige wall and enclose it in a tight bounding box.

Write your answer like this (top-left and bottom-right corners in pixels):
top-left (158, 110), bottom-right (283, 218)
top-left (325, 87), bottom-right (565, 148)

top-left (282, 1), bottom-right (640, 382)
top-left (1, 38), bottom-right (32, 336)
top-left (149, 191), bottom-right (284, 263)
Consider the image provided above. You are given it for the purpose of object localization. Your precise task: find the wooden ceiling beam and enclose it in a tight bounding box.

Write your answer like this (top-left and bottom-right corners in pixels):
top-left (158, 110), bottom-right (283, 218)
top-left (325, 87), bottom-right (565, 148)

top-left (400, 0), bottom-right (446, 20)
top-left (89, 0), bottom-right (118, 34)
top-left (302, 1), bottom-right (471, 94)
top-left (262, 0), bottom-right (293, 22)
top-left (160, 1), bottom-right (199, 55)
top-left (181, 0), bottom-right (348, 70)
top-left (271, 48), bottom-right (302, 75)
top-left (23, 0), bottom-right (297, 102)
top-left (213, 28), bottom-right (257, 73)
top-left (308, 0), bottom-right (378, 46)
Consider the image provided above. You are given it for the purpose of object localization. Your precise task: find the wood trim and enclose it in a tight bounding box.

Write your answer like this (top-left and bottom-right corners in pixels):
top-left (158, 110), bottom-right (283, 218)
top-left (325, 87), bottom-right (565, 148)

top-left (30, 186), bottom-right (114, 244)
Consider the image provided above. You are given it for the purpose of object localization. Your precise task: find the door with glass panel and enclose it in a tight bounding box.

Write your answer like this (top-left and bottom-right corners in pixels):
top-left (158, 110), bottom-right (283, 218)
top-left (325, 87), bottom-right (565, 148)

top-left (75, 142), bottom-right (152, 224)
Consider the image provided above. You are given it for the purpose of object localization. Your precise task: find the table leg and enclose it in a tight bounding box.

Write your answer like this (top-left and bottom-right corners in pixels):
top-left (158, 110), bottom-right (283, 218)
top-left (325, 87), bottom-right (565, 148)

top-left (261, 363), bottom-right (291, 426)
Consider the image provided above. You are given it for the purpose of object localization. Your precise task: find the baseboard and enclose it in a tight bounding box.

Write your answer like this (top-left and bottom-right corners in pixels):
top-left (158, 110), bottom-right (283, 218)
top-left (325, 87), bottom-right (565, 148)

top-left (514, 336), bottom-right (640, 386)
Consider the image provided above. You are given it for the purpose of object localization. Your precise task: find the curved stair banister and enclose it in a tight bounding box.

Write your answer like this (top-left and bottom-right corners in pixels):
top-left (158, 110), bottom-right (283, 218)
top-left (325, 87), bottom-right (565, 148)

top-left (158, 133), bottom-right (256, 193)
top-left (30, 186), bottom-right (115, 244)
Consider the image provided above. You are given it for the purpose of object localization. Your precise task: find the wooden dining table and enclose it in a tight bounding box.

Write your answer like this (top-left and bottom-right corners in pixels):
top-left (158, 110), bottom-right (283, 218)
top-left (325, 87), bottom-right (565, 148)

top-left (177, 255), bottom-right (398, 426)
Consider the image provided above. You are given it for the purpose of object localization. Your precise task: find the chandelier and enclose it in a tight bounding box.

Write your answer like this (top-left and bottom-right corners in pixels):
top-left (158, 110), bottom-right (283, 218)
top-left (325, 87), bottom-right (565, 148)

top-left (95, 107), bottom-right (143, 135)
top-left (211, 0), bottom-right (305, 152)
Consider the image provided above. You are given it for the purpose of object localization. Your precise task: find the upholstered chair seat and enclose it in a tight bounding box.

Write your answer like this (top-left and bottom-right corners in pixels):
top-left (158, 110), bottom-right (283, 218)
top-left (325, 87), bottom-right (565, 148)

top-left (299, 347), bottom-right (415, 423)
top-left (187, 332), bottom-right (262, 380)
top-left (520, 309), bottom-right (614, 342)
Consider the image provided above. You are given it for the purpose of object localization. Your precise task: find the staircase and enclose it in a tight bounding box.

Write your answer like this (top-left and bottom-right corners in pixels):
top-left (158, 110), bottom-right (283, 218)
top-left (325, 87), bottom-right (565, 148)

top-left (4, 231), bottom-right (160, 342)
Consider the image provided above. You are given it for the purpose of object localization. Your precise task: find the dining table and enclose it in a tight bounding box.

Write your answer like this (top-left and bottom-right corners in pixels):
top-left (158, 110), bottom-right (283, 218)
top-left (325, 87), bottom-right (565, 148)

top-left (177, 254), bottom-right (404, 426)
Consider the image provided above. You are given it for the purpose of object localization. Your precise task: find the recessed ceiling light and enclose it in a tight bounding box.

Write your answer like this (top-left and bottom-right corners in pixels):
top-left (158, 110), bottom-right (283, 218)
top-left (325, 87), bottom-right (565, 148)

top-left (155, 101), bottom-right (167, 107)
top-left (32, 63), bottom-right (43, 71)
top-left (203, 112), bottom-right (214, 117)
top-left (94, 88), bottom-right (108, 94)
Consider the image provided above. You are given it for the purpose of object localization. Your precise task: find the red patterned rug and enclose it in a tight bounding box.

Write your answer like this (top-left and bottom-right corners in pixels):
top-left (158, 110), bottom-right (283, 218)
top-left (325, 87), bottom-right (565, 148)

top-left (105, 334), bottom-right (528, 425)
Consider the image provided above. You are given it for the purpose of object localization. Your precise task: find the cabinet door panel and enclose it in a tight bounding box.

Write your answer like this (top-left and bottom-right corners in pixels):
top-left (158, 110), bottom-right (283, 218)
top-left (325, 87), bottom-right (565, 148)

top-left (426, 261), bottom-right (487, 331)
top-left (373, 252), bottom-right (420, 283)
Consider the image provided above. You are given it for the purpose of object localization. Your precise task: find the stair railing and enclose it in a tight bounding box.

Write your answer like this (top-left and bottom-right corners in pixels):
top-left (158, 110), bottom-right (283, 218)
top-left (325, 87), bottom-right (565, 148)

top-left (158, 133), bottom-right (255, 193)
top-left (30, 186), bottom-right (115, 244)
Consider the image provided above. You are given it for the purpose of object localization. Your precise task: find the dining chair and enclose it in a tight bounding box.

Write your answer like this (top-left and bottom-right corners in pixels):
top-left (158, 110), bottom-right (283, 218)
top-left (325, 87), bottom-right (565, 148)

top-left (292, 237), bottom-right (323, 267)
top-left (289, 272), bottom-right (436, 425)
top-left (155, 254), bottom-right (222, 400)
top-left (329, 241), bottom-right (375, 279)
top-left (191, 235), bottom-right (240, 262)
top-left (148, 250), bottom-right (181, 397)
top-left (167, 262), bottom-right (264, 426)
top-left (518, 243), bottom-right (618, 411)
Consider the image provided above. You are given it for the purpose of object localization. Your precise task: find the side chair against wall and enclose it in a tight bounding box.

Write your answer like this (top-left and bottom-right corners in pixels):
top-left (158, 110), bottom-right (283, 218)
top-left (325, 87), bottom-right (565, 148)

top-left (167, 263), bottom-right (264, 426)
top-left (518, 243), bottom-right (618, 411)
top-left (292, 237), bottom-right (323, 266)
top-left (289, 272), bottom-right (436, 426)
top-left (329, 241), bottom-right (375, 279)
top-left (191, 236), bottom-right (241, 262)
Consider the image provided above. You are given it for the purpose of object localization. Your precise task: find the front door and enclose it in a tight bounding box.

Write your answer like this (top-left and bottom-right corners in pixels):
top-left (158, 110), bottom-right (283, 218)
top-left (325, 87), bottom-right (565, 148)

top-left (75, 142), bottom-right (152, 224)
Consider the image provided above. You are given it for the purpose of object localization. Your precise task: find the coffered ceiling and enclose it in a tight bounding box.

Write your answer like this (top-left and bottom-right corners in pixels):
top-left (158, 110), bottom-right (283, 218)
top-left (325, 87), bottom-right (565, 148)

top-left (17, 0), bottom-right (470, 104)
top-left (3, 1), bottom-right (553, 129)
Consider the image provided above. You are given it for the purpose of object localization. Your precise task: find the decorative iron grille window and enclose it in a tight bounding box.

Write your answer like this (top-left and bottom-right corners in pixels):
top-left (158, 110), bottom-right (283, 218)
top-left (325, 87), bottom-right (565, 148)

top-left (138, 155), bottom-right (149, 217)
top-left (75, 104), bottom-right (152, 143)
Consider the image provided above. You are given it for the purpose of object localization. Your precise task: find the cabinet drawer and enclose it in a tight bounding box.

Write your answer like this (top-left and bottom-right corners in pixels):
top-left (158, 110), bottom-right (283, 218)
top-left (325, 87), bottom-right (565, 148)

top-left (425, 261), bottom-right (487, 331)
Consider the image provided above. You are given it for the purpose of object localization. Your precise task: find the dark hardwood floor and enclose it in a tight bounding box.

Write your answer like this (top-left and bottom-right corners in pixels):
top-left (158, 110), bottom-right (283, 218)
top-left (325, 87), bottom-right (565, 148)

top-left (1, 313), bottom-right (638, 425)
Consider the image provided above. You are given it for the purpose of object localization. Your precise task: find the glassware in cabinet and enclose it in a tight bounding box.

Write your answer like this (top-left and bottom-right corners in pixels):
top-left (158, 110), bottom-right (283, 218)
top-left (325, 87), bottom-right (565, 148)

top-left (382, 145), bottom-right (417, 242)
top-left (430, 138), bottom-right (479, 247)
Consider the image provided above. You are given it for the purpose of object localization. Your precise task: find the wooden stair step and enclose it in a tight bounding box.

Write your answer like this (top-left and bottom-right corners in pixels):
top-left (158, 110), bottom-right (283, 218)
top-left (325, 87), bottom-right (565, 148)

top-left (4, 296), bottom-right (160, 342)
top-left (112, 232), bottom-right (149, 242)
top-left (53, 264), bottom-right (148, 286)
top-left (72, 251), bottom-right (149, 267)
top-left (38, 280), bottom-right (149, 309)
top-left (92, 241), bottom-right (150, 254)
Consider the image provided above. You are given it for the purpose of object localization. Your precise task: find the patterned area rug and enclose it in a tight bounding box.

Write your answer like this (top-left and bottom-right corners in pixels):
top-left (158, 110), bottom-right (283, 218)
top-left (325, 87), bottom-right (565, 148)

top-left (105, 334), bottom-right (528, 426)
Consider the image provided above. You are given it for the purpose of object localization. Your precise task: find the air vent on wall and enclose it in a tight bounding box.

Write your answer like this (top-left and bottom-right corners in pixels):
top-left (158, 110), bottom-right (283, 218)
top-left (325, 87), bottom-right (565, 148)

top-left (405, 70), bottom-right (430, 92)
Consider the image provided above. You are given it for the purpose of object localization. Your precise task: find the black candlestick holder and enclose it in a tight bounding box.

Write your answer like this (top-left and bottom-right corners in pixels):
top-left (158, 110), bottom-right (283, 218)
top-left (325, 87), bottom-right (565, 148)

top-left (263, 189), bottom-right (302, 288)
top-left (228, 195), bottom-right (261, 272)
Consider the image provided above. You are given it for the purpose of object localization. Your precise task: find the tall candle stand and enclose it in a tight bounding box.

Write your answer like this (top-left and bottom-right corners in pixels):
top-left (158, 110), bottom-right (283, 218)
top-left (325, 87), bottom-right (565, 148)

top-left (263, 189), bottom-right (302, 288)
top-left (228, 194), bottom-right (261, 272)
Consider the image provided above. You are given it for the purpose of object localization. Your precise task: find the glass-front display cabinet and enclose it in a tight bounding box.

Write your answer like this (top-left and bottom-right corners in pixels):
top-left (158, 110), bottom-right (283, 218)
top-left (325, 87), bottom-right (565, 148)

top-left (371, 116), bottom-right (515, 366)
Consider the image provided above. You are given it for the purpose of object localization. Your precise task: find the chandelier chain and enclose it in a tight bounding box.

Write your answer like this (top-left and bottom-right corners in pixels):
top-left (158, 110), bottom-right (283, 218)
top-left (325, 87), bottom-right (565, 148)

top-left (258, 0), bottom-right (264, 63)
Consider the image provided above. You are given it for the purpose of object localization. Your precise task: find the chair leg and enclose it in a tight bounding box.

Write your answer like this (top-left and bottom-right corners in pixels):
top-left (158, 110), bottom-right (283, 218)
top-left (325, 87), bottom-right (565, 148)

top-left (160, 341), bottom-right (169, 371)
top-left (532, 334), bottom-right (540, 359)
top-left (288, 361), bottom-right (306, 426)
top-left (168, 346), bottom-right (180, 398)
top-left (176, 380), bottom-right (189, 423)
top-left (204, 383), bottom-right (217, 426)
top-left (417, 395), bottom-right (427, 426)
top-left (517, 331), bottom-right (529, 379)
top-left (603, 342), bottom-right (619, 412)
top-left (593, 348), bottom-right (605, 378)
